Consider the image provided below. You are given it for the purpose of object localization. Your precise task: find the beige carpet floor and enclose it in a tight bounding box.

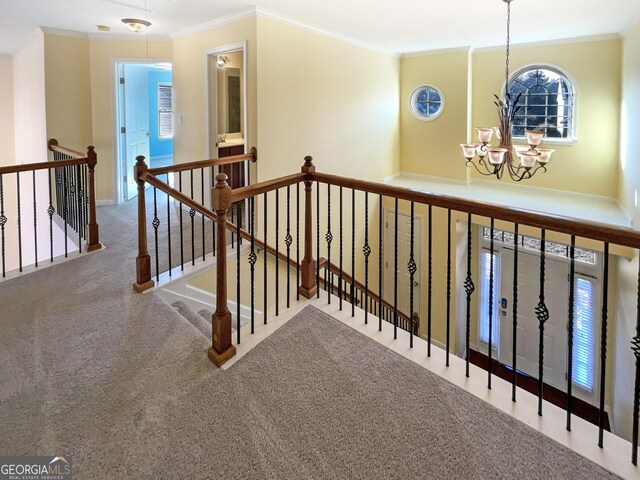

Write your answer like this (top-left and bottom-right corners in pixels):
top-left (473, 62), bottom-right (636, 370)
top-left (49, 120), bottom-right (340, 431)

top-left (0, 196), bottom-right (620, 479)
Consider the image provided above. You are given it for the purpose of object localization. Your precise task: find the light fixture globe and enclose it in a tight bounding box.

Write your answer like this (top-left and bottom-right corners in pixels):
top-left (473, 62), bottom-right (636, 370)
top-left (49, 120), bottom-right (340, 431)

top-left (216, 55), bottom-right (229, 67)
top-left (122, 18), bottom-right (151, 32)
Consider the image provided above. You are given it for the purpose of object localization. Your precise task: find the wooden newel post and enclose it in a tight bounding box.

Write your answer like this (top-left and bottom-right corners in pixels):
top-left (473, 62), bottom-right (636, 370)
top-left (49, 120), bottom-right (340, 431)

top-left (208, 173), bottom-right (236, 367)
top-left (299, 156), bottom-right (317, 298)
top-left (85, 145), bottom-right (101, 252)
top-left (133, 155), bottom-right (155, 293)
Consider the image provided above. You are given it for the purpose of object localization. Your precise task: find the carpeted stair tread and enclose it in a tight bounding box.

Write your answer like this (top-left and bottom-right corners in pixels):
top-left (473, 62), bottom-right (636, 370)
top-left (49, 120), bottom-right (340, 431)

top-left (197, 309), bottom-right (213, 322)
top-left (170, 301), bottom-right (211, 338)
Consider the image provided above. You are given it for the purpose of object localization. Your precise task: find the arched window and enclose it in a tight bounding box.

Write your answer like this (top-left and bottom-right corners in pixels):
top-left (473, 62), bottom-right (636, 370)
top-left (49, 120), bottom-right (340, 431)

top-left (506, 65), bottom-right (575, 141)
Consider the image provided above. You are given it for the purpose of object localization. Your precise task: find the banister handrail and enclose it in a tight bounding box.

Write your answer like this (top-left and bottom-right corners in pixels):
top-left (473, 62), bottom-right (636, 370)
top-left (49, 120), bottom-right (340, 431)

top-left (0, 157), bottom-right (89, 175)
top-left (310, 171), bottom-right (640, 249)
top-left (147, 147), bottom-right (257, 176)
top-left (142, 172), bottom-right (217, 221)
top-left (48, 138), bottom-right (86, 159)
top-left (228, 173), bottom-right (306, 203)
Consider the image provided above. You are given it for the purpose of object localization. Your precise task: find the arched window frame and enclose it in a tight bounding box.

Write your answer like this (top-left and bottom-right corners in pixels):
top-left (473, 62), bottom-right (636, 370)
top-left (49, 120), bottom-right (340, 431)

top-left (502, 64), bottom-right (577, 145)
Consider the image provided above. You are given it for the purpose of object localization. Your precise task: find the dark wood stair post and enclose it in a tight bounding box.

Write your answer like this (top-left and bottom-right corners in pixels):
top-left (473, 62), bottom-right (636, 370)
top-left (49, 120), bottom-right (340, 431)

top-left (299, 156), bottom-right (317, 298)
top-left (208, 173), bottom-right (237, 367)
top-left (85, 145), bottom-right (101, 252)
top-left (133, 155), bottom-right (154, 293)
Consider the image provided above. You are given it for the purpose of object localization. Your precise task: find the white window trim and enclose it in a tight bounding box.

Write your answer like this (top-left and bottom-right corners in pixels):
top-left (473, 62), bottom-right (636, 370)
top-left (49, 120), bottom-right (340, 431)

top-left (158, 82), bottom-right (174, 140)
top-left (408, 84), bottom-right (445, 122)
top-left (501, 63), bottom-right (578, 145)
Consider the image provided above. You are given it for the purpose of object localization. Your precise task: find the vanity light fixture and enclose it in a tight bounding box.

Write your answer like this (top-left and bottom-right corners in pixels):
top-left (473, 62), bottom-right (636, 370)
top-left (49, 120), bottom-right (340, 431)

top-left (121, 18), bottom-right (151, 33)
top-left (216, 55), bottom-right (229, 68)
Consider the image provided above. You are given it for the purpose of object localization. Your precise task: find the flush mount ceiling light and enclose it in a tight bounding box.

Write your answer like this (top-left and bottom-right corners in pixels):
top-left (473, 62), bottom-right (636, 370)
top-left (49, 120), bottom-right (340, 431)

top-left (459, 0), bottom-right (554, 182)
top-left (216, 55), bottom-right (229, 67)
top-left (121, 18), bottom-right (151, 32)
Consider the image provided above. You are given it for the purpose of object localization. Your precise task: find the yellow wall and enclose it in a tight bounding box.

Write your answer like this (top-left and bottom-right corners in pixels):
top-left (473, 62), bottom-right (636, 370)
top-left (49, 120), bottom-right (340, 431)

top-left (256, 17), bottom-right (400, 181)
top-left (400, 50), bottom-right (469, 180)
top-left (44, 34), bottom-right (93, 154)
top-left (88, 38), bottom-right (173, 201)
top-left (613, 20), bottom-right (640, 442)
top-left (172, 17), bottom-right (257, 168)
top-left (0, 56), bottom-right (15, 167)
top-left (472, 39), bottom-right (621, 196)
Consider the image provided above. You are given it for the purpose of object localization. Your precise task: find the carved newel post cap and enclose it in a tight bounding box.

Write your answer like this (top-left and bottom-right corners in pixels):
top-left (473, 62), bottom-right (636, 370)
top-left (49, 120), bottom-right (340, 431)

top-left (87, 145), bottom-right (95, 152)
top-left (215, 173), bottom-right (229, 187)
top-left (135, 155), bottom-right (147, 165)
top-left (304, 155), bottom-right (313, 166)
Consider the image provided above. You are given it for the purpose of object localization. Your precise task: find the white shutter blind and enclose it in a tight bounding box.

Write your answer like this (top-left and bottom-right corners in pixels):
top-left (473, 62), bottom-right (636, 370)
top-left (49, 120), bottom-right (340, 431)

top-left (479, 250), bottom-right (500, 347)
top-left (572, 275), bottom-right (596, 391)
top-left (158, 84), bottom-right (173, 138)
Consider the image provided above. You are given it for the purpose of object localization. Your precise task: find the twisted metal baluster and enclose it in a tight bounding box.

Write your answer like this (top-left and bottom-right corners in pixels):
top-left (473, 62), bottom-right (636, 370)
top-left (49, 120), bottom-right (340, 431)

top-left (393, 198), bottom-right (399, 338)
top-left (263, 192), bottom-right (268, 324)
top-left (408, 201), bottom-right (417, 348)
top-left (512, 224), bottom-right (519, 401)
top-left (0, 175), bottom-right (5, 277)
top-left (325, 184), bottom-right (332, 304)
top-left (488, 217), bottom-right (495, 385)
top-left (599, 242), bottom-right (610, 447)
top-left (363, 192), bottom-right (371, 324)
top-left (276, 189), bottom-right (280, 315)
top-left (32, 171), bottom-right (38, 267)
top-left (286, 186), bottom-right (293, 308)
top-left (378, 194), bottom-right (383, 332)
top-left (351, 189), bottom-right (355, 317)
top-left (249, 196), bottom-right (256, 335)
top-left (47, 170), bottom-right (54, 263)
top-left (464, 213), bottom-right (475, 377)
top-left (339, 187), bottom-right (343, 310)
top-left (189, 171), bottom-right (196, 266)
top-left (447, 209), bottom-right (452, 367)
top-left (631, 258), bottom-right (640, 465)
top-left (566, 235), bottom-right (576, 430)
top-left (428, 205), bottom-right (432, 357)
top-left (152, 187), bottom-right (160, 281)
top-left (536, 229), bottom-right (550, 416)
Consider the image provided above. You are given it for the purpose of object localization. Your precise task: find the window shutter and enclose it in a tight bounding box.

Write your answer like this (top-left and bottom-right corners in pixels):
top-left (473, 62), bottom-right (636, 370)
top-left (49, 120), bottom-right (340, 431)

top-left (572, 275), bottom-right (596, 391)
top-left (479, 250), bottom-right (500, 347)
top-left (158, 84), bottom-right (173, 138)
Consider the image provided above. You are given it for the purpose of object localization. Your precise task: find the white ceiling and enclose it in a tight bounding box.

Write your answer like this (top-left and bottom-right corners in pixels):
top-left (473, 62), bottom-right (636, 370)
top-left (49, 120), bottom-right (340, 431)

top-left (1, 0), bottom-right (640, 56)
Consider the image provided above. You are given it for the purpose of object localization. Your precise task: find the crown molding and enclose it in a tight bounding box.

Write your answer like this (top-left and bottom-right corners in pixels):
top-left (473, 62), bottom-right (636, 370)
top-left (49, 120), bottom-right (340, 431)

top-left (473, 33), bottom-right (621, 53)
top-left (41, 27), bottom-right (88, 38)
top-left (170, 6), bottom-right (256, 40)
top-left (402, 46), bottom-right (471, 59)
top-left (255, 7), bottom-right (399, 58)
top-left (620, 11), bottom-right (640, 37)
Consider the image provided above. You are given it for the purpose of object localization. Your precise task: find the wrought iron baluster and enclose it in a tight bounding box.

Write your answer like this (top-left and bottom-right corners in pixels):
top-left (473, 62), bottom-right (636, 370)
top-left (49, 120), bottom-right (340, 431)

top-left (17, 173), bottom-right (23, 270)
top-left (339, 186), bottom-right (343, 310)
top-left (408, 201), bottom-right (416, 348)
top-left (599, 242), bottom-right (610, 447)
top-left (47, 170), bottom-right (54, 263)
top-left (428, 204), bottom-right (432, 356)
top-left (276, 189), bottom-right (280, 315)
top-left (536, 228), bottom-right (550, 415)
top-left (76, 165), bottom-right (82, 251)
top-left (351, 189), bottom-right (356, 317)
top-left (316, 181), bottom-right (320, 299)
top-left (0, 175), bottom-right (5, 276)
top-left (512, 224), bottom-right (519, 401)
top-left (446, 209), bottom-right (452, 367)
top-left (325, 184), bottom-right (332, 304)
top-left (211, 168), bottom-right (216, 257)
top-left (201, 168), bottom-right (206, 260)
top-left (566, 235), bottom-right (576, 429)
top-left (393, 198), bottom-right (399, 338)
top-left (152, 187), bottom-right (160, 281)
top-left (297, 183), bottom-right (300, 301)
top-left (179, 172), bottom-right (184, 270)
top-left (363, 192), bottom-right (370, 324)
top-left (379, 194), bottom-right (383, 332)
top-left (237, 200), bottom-right (241, 336)
top-left (167, 181), bottom-right (172, 277)
top-left (249, 196), bottom-right (256, 335)
top-left (264, 192), bottom-right (268, 324)
top-left (190, 171), bottom-right (195, 266)
top-left (32, 171), bottom-right (38, 267)
top-left (464, 213), bottom-right (475, 377)
top-left (488, 217), bottom-right (495, 384)
top-left (631, 258), bottom-right (640, 465)
top-left (286, 185), bottom-right (292, 308)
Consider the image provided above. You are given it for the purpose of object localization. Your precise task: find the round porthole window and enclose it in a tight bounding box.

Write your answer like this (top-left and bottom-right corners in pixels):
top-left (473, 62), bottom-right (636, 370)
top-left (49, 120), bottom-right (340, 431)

top-left (409, 85), bottom-right (444, 121)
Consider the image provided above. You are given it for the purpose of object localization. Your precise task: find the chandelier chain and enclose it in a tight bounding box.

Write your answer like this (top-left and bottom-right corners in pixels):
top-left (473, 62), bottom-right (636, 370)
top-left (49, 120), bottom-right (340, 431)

top-left (505, 0), bottom-right (511, 94)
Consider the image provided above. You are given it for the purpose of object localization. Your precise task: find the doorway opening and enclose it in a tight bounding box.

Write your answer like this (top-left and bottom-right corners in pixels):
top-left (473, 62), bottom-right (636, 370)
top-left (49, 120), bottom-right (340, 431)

top-left (115, 61), bottom-right (173, 203)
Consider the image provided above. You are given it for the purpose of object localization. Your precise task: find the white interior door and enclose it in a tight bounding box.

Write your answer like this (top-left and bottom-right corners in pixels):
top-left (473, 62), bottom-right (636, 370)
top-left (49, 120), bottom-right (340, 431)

top-left (384, 210), bottom-right (422, 321)
top-left (499, 248), bottom-right (569, 390)
top-left (122, 64), bottom-right (150, 201)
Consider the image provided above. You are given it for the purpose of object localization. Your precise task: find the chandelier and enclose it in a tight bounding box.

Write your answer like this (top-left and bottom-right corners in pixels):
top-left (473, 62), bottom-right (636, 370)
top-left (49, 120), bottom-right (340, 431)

top-left (460, 0), bottom-right (554, 182)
